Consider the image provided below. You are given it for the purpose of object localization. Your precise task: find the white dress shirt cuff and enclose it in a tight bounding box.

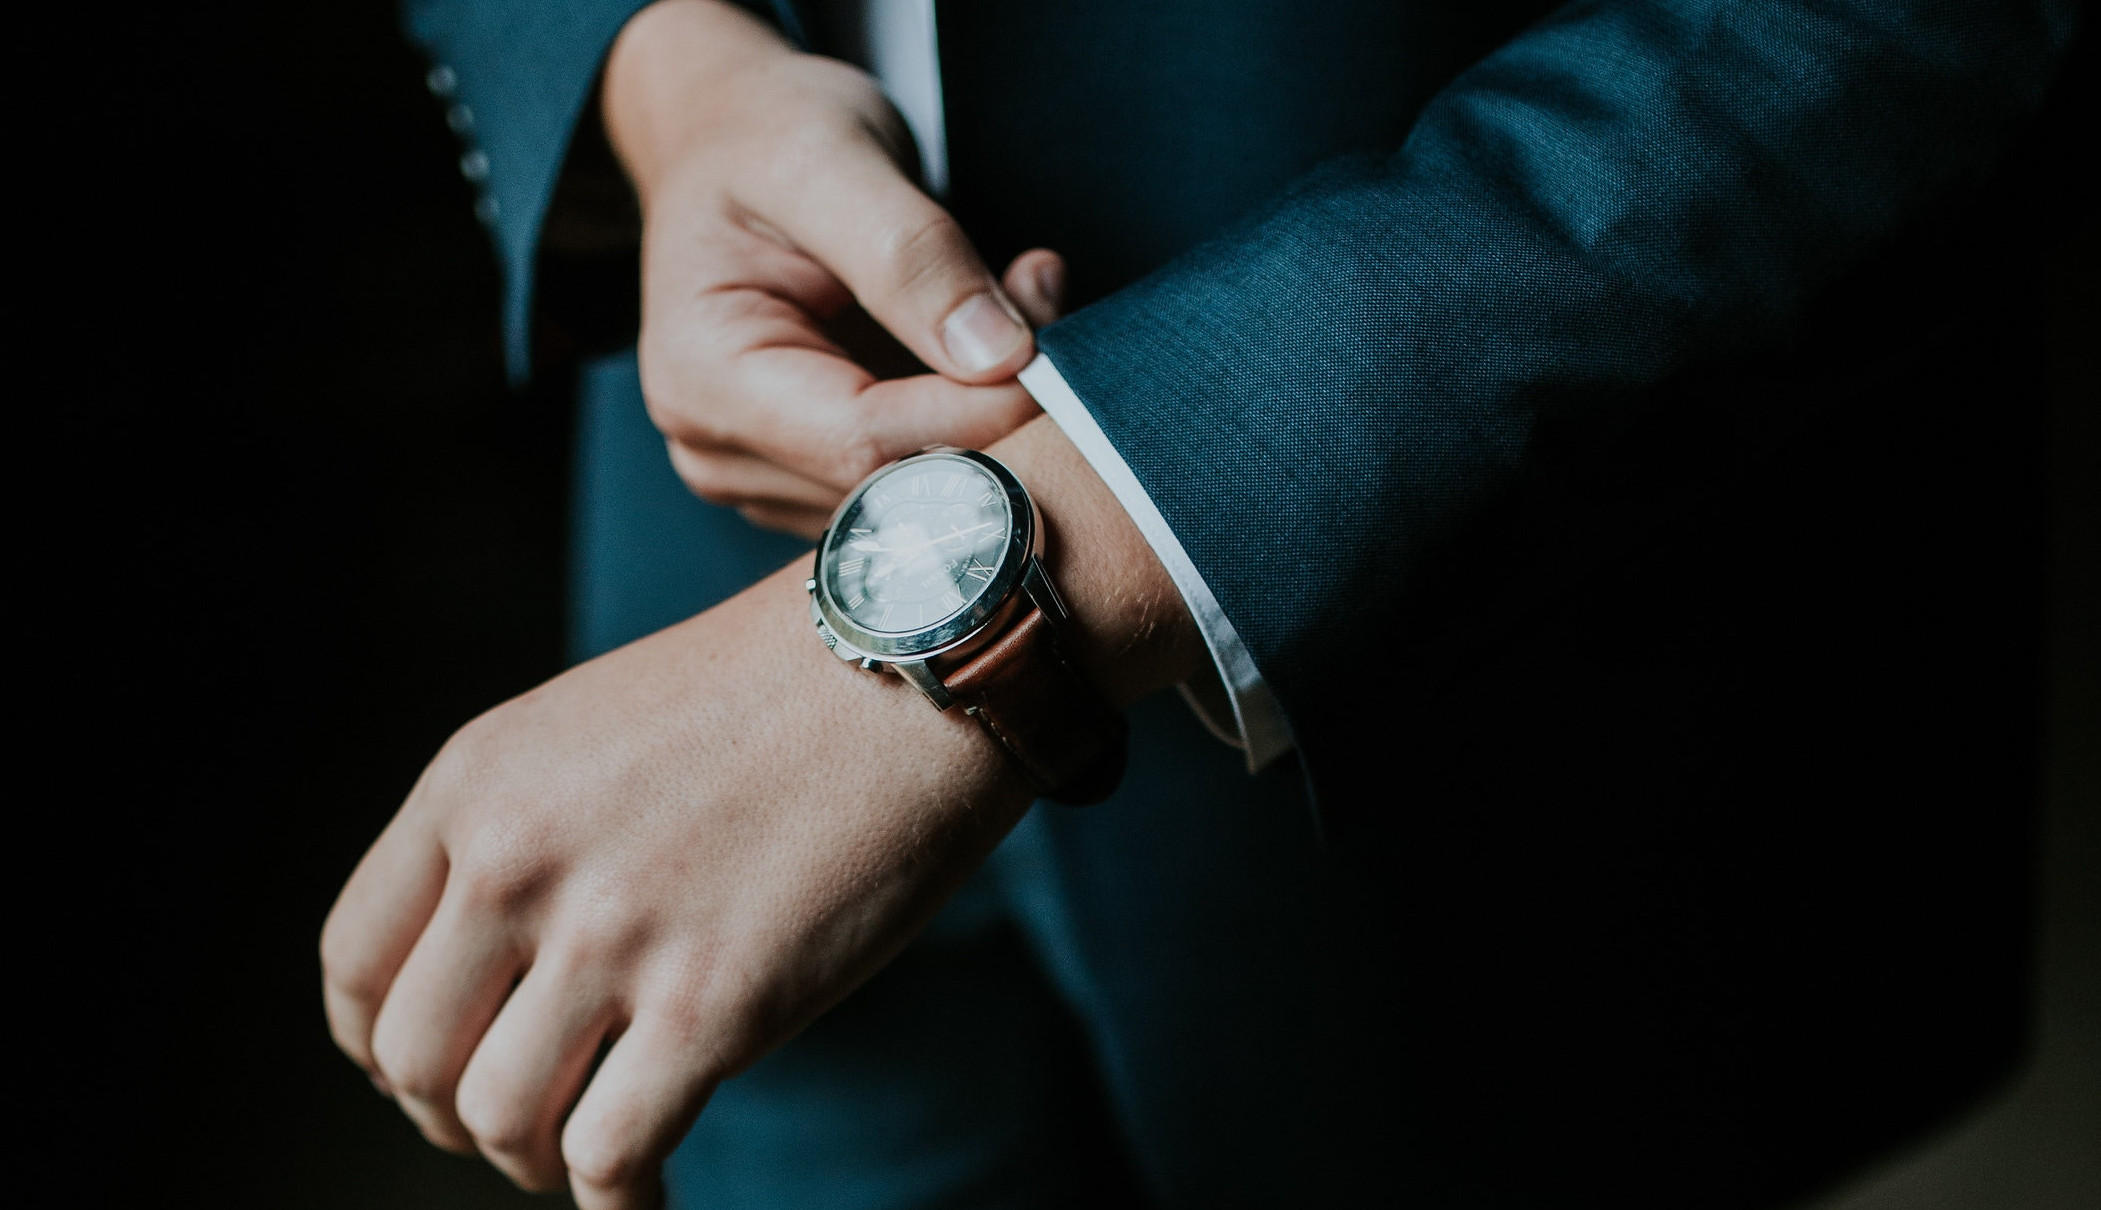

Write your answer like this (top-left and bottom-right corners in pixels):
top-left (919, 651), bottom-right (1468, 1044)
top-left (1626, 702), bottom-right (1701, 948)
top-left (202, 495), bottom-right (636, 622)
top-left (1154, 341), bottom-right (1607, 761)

top-left (1019, 354), bottom-right (1295, 773)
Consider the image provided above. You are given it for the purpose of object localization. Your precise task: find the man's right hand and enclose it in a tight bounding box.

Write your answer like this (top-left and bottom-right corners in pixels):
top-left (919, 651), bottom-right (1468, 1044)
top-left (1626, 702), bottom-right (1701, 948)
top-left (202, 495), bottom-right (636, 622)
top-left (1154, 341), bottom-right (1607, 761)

top-left (604, 0), bottom-right (1065, 538)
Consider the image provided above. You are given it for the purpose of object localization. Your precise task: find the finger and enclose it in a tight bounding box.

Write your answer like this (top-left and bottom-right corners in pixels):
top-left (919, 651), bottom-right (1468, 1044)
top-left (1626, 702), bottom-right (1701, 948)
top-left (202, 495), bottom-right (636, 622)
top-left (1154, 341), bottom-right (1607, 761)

top-left (369, 879), bottom-right (528, 1153)
top-left (637, 283), bottom-right (856, 455)
top-left (649, 206), bottom-right (855, 322)
top-left (853, 374), bottom-right (1043, 460)
top-left (692, 348), bottom-right (1041, 491)
top-left (456, 948), bottom-right (621, 1192)
top-left (562, 1010), bottom-right (722, 1210)
top-left (663, 439), bottom-right (844, 514)
top-left (747, 147), bottom-right (1033, 382)
top-left (321, 809), bottom-right (449, 1078)
top-left (1001, 248), bottom-right (1066, 328)
top-left (736, 502), bottom-right (832, 540)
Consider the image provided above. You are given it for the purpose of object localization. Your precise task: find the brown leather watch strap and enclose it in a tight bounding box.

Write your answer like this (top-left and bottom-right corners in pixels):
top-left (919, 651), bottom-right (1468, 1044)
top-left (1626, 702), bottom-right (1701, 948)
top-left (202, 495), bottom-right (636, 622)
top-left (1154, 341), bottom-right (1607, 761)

top-left (942, 604), bottom-right (1128, 805)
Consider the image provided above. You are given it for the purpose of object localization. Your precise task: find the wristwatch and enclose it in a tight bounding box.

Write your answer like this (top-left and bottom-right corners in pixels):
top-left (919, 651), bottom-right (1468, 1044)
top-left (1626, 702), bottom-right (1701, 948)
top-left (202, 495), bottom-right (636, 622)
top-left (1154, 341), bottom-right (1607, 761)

top-left (807, 448), bottom-right (1127, 804)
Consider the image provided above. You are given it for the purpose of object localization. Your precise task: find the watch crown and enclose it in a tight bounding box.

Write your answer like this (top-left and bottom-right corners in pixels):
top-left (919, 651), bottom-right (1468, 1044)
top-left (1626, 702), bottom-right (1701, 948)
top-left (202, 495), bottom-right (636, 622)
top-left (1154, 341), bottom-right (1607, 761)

top-left (804, 578), bottom-right (818, 593)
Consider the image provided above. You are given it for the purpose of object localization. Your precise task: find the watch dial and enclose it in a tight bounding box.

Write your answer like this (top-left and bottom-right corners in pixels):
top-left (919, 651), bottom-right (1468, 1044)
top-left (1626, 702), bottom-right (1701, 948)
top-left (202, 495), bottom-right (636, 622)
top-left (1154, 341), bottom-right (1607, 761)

top-left (824, 456), bottom-right (1013, 635)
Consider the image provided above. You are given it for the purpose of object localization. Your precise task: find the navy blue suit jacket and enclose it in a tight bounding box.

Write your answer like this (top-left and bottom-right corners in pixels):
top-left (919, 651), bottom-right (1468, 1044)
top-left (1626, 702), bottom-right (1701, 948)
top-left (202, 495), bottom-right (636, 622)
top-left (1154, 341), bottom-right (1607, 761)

top-left (404, 0), bottom-right (2080, 1201)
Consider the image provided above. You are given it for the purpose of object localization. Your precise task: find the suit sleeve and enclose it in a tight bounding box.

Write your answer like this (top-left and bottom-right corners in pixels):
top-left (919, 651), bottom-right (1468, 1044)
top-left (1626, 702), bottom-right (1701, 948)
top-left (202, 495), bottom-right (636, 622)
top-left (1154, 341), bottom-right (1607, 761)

top-left (400, 0), bottom-right (801, 382)
top-left (1032, 0), bottom-right (2076, 754)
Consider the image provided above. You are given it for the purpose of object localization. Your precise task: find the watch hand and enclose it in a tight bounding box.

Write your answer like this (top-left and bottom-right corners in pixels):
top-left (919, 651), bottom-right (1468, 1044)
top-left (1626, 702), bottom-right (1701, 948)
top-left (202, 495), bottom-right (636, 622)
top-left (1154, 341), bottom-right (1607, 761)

top-left (848, 522), bottom-right (1000, 556)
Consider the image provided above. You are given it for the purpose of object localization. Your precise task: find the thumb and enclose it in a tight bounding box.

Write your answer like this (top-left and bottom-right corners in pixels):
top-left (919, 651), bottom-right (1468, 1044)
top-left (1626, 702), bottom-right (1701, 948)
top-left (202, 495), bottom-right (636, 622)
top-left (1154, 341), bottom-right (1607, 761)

top-left (1002, 249), bottom-right (1066, 329)
top-left (752, 147), bottom-right (1033, 384)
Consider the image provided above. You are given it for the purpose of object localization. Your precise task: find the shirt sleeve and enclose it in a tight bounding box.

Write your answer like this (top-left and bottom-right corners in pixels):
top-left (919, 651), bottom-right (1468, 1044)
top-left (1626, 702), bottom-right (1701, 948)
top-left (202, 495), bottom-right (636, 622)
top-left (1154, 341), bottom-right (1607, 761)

top-left (1020, 355), bottom-right (1296, 773)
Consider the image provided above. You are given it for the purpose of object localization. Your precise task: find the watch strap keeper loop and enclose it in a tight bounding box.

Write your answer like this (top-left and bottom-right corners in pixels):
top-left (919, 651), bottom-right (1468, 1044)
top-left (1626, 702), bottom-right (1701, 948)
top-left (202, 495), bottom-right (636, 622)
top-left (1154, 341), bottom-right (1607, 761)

top-left (942, 606), bottom-right (1128, 805)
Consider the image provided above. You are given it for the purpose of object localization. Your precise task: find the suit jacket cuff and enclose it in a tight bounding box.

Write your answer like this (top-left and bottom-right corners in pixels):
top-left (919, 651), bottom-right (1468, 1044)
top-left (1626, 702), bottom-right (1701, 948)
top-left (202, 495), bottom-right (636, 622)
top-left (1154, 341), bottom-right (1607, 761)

top-left (1020, 354), bottom-right (1295, 773)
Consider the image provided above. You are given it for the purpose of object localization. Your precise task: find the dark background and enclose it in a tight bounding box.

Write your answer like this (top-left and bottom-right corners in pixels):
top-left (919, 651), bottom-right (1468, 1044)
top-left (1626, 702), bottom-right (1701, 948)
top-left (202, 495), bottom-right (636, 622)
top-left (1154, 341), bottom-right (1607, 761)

top-left (71, 3), bottom-right (2093, 1206)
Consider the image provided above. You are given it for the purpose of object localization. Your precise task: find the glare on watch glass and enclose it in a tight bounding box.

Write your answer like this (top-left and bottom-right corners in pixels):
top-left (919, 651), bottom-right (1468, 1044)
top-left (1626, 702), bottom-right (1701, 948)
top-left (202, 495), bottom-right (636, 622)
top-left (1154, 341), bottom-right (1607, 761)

top-left (826, 459), bottom-right (1011, 634)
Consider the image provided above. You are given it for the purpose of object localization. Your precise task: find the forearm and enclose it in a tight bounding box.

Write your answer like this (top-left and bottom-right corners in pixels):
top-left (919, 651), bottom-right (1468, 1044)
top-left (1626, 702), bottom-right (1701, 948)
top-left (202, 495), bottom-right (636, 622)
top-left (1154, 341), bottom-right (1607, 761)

top-left (1039, 0), bottom-right (2077, 715)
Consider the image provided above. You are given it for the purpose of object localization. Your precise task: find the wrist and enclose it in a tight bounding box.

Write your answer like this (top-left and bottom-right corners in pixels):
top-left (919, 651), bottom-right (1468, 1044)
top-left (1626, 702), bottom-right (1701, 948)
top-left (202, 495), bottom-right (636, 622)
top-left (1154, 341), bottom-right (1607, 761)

top-left (798, 418), bottom-right (1197, 802)
top-left (601, 0), bottom-right (795, 203)
top-left (982, 418), bottom-right (1206, 710)
top-left (748, 558), bottom-right (1037, 805)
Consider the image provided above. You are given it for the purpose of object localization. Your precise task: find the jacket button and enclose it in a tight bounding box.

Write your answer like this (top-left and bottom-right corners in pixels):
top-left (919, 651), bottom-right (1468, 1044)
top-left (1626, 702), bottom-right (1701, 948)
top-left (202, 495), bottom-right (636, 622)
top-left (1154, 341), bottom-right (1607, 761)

top-left (425, 64), bottom-right (457, 98)
top-left (475, 195), bottom-right (502, 225)
top-left (446, 104), bottom-right (475, 134)
top-left (459, 149), bottom-right (490, 182)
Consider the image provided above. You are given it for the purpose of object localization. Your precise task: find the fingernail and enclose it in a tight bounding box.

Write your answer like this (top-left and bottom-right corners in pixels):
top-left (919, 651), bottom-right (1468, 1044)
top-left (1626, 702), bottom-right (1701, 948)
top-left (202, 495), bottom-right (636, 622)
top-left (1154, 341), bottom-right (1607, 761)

top-left (1035, 260), bottom-right (1065, 313)
top-left (941, 292), bottom-right (1029, 374)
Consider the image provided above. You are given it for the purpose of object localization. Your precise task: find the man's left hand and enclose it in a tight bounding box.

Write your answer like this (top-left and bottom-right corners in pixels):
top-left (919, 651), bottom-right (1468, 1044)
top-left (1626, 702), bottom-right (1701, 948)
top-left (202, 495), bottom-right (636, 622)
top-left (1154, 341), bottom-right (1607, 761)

top-left (320, 418), bottom-right (1204, 1210)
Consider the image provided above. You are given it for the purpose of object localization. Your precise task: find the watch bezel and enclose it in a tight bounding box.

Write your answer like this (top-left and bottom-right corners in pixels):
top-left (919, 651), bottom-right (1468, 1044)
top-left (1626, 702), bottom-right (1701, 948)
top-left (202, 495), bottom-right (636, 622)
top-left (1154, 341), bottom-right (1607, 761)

top-left (811, 448), bottom-right (1036, 662)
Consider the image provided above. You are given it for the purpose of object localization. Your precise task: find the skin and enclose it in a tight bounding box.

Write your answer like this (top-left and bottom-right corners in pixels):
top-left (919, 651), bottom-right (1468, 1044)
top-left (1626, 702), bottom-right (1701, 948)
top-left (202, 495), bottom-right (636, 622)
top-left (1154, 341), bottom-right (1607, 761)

top-left (611, 0), bottom-right (1068, 538)
top-left (320, 3), bottom-right (1204, 1207)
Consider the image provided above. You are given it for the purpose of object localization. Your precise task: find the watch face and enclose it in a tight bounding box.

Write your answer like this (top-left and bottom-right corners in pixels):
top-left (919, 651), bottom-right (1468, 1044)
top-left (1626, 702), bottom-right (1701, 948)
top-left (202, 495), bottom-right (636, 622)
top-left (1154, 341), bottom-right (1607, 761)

top-left (819, 452), bottom-right (1020, 651)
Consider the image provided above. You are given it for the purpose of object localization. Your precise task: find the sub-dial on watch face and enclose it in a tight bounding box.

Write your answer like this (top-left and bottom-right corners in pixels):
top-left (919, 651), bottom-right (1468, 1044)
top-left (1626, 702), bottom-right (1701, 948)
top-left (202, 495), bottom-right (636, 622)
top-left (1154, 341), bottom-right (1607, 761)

top-left (825, 457), bottom-right (1013, 636)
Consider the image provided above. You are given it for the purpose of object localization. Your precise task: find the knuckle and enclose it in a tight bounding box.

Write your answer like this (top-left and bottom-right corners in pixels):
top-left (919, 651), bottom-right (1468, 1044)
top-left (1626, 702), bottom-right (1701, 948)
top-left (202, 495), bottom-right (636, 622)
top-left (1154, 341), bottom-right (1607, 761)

top-left (672, 451), bottom-right (737, 505)
top-left (817, 62), bottom-right (891, 117)
top-left (636, 341), bottom-right (729, 447)
top-left (634, 335), bottom-right (676, 404)
top-left (874, 208), bottom-right (966, 301)
top-left (425, 712), bottom-right (508, 803)
top-left (643, 953), bottom-right (750, 1057)
top-left (639, 380), bottom-right (703, 447)
top-left (411, 1111), bottom-right (478, 1156)
top-left (317, 925), bottom-right (379, 1009)
top-left (371, 1039), bottom-right (446, 1106)
top-left (322, 1002), bottom-right (373, 1066)
top-left (455, 1082), bottom-right (538, 1161)
top-left (643, 984), bottom-right (714, 1046)
top-left (826, 428), bottom-right (890, 490)
top-left (562, 909), bottom-right (652, 972)
top-left (765, 110), bottom-right (858, 190)
top-left (451, 839), bottom-right (555, 915)
top-left (441, 801), bottom-right (567, 914)
top-left (681, 475), bottom-right (730, 507)
top-left (562, 1130), bottom-right (643, 1195)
